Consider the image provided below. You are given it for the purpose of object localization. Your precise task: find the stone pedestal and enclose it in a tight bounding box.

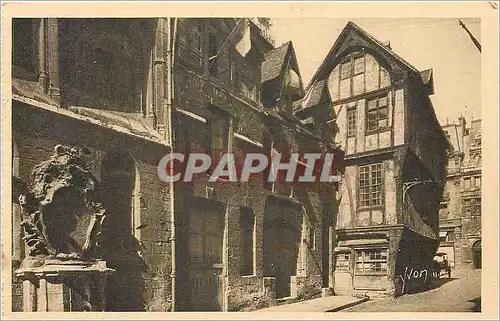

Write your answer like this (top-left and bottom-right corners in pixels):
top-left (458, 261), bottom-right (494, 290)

top-left (15, 260), bottom-right (115, 312)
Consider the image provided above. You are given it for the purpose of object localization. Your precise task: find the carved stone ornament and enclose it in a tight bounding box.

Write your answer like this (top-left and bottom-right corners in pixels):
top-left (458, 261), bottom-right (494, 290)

top-left (19, 145), bottom-right (106, 264)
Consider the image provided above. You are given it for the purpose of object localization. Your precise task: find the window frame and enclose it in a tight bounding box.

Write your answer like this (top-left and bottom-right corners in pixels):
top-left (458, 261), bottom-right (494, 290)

top-left (358, 163), bottom-right (384, 209)
top-left (354, 248), bottom-right (388, 276)
top-left (366, 93), bottom-right (390, 134)
top-left (346, 103), bottom-right (357, 137)
top-left (335, 253), bottom-right (351, 272)
top-left (463, 197), bottom-right (481, 216)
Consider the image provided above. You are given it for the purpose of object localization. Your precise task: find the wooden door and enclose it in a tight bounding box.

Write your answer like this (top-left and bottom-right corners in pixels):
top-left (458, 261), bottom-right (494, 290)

top-left (186, 202), bottom-right (225, 311)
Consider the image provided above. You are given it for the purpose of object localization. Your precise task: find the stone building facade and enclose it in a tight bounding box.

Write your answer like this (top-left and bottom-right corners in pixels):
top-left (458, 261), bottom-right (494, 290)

top-left (294, 22), bottom-right (450, 297)
top-left (438, 117), bottom-right (482, 270)
top-left (11, 18), bottom-right (341, 312)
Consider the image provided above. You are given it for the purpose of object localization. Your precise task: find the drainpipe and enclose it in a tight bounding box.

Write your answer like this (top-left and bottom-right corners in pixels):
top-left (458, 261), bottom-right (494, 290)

top-left (166, 17), bottom-right (177, 312)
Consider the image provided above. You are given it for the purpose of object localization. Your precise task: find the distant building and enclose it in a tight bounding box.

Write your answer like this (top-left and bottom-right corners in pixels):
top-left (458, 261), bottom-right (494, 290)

top-left (439, 117), bottom-right (482, 270)
top-left (295, 22), bottom-right (450, 297)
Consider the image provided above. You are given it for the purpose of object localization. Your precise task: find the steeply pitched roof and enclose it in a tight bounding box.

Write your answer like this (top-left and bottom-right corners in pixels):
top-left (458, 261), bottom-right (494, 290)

top-left (303, 79), bottom-right (327, 109)
top-left (306, 21), bottom-right (420, 91)
top-left (261, 41), bottom-right (291, 83)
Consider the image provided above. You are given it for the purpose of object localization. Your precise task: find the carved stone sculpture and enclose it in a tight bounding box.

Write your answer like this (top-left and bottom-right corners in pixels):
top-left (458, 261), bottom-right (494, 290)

top-left (18, 144), bottom-right (106, 264)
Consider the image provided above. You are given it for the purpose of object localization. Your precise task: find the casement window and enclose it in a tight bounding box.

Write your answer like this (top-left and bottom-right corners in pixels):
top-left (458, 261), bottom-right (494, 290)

top-left (240, 207), bottom-right (255, 276)
top-left (355, 249), bottom-right (388, 275)
top-left (366, 95), bottom-right (389, 133)
top-left (335, 253), bottom-right (350, 272)
top-left (359, 163), bottom-right (383, 207)
top-left (347, 105), bottom-right (357, 137)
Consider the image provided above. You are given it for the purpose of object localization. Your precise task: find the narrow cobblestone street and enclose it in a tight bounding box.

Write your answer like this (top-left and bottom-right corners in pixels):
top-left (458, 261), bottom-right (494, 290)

top-left (343, 270), bottom-right (481, 312)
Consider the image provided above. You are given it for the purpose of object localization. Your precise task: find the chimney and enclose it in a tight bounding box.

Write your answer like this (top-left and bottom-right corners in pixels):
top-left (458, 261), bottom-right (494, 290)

top-left (382, 40), bottom-right (392, 50)
top-left (458, 116), bottom-right (467, 137)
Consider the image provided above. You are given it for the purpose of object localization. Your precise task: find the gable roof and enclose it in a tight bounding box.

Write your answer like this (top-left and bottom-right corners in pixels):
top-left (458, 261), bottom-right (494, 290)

top-left (303, 79), bottom-right (327, 109)
top-left (261, 41), bottom-right (303, 85)
top-left (306, 21), bottom-right (420, 91)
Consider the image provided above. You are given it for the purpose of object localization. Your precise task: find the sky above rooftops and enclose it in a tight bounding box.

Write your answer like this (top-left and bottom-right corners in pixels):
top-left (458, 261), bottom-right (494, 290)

top-left (271, 18), bottom-right (481, 126)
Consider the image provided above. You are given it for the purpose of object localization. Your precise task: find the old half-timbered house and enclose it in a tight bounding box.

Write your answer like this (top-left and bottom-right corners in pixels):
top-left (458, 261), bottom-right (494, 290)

top-left (295, 21), bottom-right (451, 297)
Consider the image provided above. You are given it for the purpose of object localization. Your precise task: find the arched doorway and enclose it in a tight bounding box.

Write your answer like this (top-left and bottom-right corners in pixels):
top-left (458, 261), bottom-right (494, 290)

top-left (472, 240), bottom-right (481, 269)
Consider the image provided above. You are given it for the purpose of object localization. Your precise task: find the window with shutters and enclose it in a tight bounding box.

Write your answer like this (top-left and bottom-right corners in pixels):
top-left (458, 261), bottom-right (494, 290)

top-left (359, 163), bottom-right (383, 208)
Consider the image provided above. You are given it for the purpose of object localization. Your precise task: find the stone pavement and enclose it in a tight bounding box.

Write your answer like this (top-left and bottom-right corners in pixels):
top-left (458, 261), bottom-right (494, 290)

top-left (256, 295), bottom-right (369, 312)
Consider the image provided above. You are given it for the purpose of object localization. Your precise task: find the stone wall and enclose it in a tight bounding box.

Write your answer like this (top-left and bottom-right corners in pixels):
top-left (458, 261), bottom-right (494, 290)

top-left (12, 101), bottom-right (173, 312)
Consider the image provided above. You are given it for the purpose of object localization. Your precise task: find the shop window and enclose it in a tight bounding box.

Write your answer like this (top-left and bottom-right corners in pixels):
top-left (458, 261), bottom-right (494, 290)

top-left (366, 95), bottom-right (389, 133)
top-left (355, 249), bottom-right (388, 275)
top-left (359, 163), bottom-right (383, 207)
top-left (347, 106), bottom-right (357, 137)
top-left (240, 207), bottom-right (255, 276)
top-left (335, 253), bottom-right (350, 272)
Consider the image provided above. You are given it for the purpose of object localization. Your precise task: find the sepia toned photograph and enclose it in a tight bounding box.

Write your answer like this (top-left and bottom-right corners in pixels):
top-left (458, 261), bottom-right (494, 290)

top-left (1, 1), bottom-right (498, 319)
